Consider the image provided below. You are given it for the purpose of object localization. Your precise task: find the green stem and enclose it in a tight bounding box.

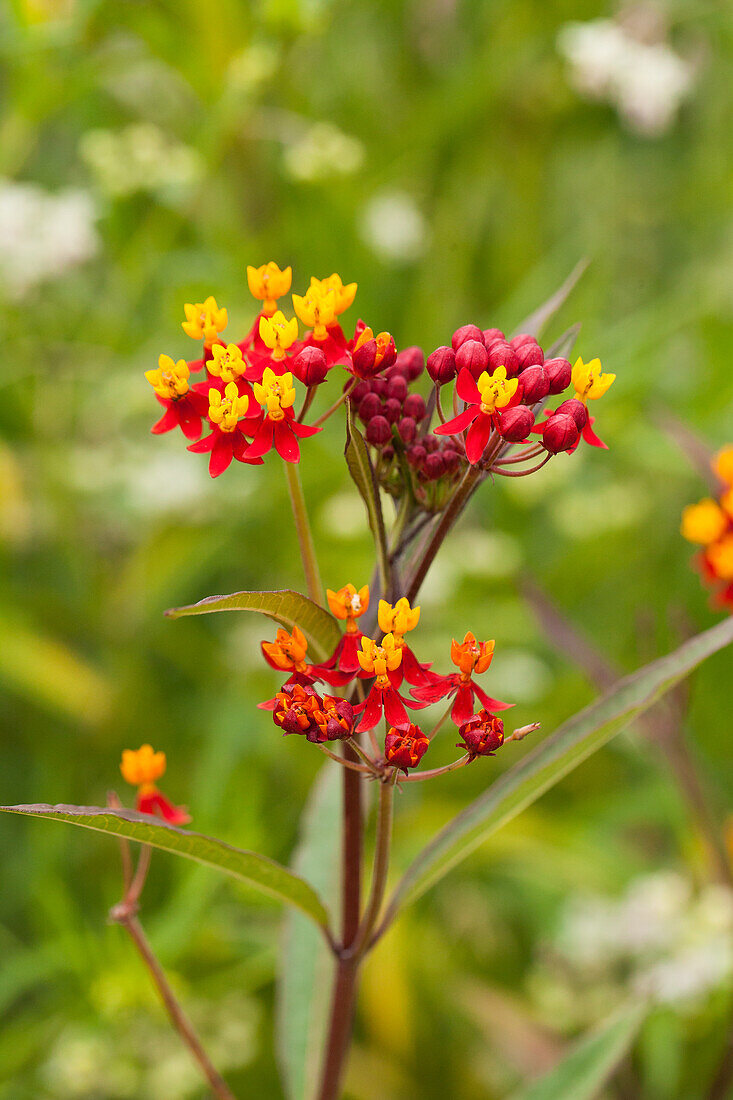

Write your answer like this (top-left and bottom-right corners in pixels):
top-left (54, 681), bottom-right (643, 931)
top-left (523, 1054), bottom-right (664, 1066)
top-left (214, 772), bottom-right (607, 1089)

top-left (284, 461), bottom-right (323, 605)
top-left (347, 773), bottom-right (395, 959)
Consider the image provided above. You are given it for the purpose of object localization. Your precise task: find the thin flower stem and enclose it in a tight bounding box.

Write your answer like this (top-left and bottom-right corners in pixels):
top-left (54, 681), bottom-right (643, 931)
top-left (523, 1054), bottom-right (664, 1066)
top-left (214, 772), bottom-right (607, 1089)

top-left (406, 463), bottom-right (482, 603)
top-left (427, 700), bottom-right (454, 741)
top-left (435, 383), bottom-right (447, 424)
top-left (346, 772), bottom-right (395, 959)
top-left (346, 736), bottom-right (379, 772)
top-left (318, 744), bottom-right (373, 774)
top-left (117, 914), bottom-right (237, 1100)
top-left (311, 378), bottom-right (356, 429)
top-left (402, 754), bottom-right (471, 782)
top-left (283, 461), bottom-right (323, 604)
top-left (492, 444), bottom-right (544, 465)
top-left (297, 384), bottom-right (317, 423)
top-left (490, 452), bottom-right (552, 477)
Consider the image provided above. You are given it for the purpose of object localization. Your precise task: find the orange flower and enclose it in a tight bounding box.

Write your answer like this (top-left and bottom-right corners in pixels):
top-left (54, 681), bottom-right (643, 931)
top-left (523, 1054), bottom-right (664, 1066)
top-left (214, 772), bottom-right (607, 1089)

top-left (450, 631), bottom-right (495, 678)
top-left (261, 626), bottom-right (309, 672)
top-left (120, 745), bottom-right (190, 825)
top-left (327, 583), bottom-right (369, 633)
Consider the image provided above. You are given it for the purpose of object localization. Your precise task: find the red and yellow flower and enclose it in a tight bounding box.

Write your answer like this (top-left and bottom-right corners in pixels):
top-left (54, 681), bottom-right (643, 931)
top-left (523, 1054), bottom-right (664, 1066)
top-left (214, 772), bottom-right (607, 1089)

top-left (187, 381), bottom-right (263, 477)
top-left (682, 446), bottom-right (733, 612)
top-left (146, 354), bottom-right (208, 440)
top-left (377, 597), bottom-right (435, 687)
top-left (355, 633), bottom-right (424, 732)
top-left (120, 744), bottom-right (190, 825)
top-left (258, 311), bottom-right (299, 363)
top-left (246, 368), bottom-right (321, 463)
top-left (435, 366), bottom-right (519, 464)
top-left (411, 631), bottom-right (512, 725)
top-left (207, 342), bottom-right (254, 385)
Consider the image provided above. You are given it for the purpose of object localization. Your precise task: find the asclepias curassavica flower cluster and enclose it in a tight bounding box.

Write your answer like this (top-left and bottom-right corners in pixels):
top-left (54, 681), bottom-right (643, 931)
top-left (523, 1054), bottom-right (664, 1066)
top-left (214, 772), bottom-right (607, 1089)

top-left (4, 261), bottom-right (733, 1100)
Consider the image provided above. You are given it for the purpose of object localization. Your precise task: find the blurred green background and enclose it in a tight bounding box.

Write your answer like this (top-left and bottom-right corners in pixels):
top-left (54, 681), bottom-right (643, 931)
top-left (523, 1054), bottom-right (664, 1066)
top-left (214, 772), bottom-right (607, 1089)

top-left (1, 0), bottom-right (732, 1097)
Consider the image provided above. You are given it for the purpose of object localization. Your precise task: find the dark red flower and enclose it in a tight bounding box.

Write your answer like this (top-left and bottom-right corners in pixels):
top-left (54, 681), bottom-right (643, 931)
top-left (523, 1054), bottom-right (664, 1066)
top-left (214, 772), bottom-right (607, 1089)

top-left (456, 711), bottom-right (505, 758)
top-left (385, 724), bottom-right (430, 774)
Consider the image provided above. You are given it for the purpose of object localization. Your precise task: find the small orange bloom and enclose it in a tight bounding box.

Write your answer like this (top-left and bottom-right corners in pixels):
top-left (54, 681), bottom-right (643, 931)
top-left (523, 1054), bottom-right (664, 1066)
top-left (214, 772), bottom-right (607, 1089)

top-left (378, 597), bottom-right (420, 641)
top-left (327, 583), bottom-right (369, 633)
top-left (247, 262), bottom-right (292, 316)
top-left (120, 745), bottom-right (190, 825)
top-left (357, 633), bottom-right (402, 687)
top-left (262, 626), bottom-right (309, 672)
top-left (450, 631), bottom-right (495, 679)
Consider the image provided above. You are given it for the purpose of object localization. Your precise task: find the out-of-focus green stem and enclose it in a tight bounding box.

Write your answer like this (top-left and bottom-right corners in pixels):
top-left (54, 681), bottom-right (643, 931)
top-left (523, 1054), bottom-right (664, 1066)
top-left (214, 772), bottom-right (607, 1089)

top-left (347, 772), bottom-right (395, 960)
top-left (284, 461), bottom-right (323, 605)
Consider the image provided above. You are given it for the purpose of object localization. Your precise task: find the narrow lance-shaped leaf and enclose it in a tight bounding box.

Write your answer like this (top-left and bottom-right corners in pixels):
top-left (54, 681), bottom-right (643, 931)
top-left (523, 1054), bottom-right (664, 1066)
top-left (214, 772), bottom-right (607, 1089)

top-left (344, 400), bottom-right (390, 594)
top-left (512, 259), bottom-right (589, 340)
top-left (165, 589), bottom-right (340, 663)
top-left (544, 322), bottom-right (581, 363)
top-left (276, 765), bottom-right (341, 1100)
top-left (508, 1004), bottom-right (646, 1100)
top-left (0, 805), bottom-right (331, 930)
top-left (383, 615), bottom-right (733, 921)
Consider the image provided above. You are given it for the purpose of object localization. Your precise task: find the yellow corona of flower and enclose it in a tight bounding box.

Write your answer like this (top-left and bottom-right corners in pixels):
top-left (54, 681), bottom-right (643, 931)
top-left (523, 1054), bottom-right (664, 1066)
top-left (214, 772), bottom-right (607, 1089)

top-left (120, 744), bottom-right (166, 788)
top-left (247, 262), bottom-right (292, 316)
top-left (378, 597), bottom-right (420, 641)
top-left (259, 311), bottom-right (299, 361)
top-left (208, 342), bottom-right (248, 384)
top-left (292, 286), bottom-right (337, 341)
top-left (308, 273), bottom-right (357, 316)
top-left (571, 357), bottom-right (616, 403)
top-left (327, 584), bottom-right (369, 630)
top-left (680, 499), bottom-right (728, 545)
top-left (707, 534), bottom-right (733, 581)
top-left (713, 445), bottom-right (733, 487)
top-left (208, 382), bottom-right (250, 432)
top-left (181, 296), bottom-right (228, 346)
top-left (357, 633), bottom-right (402, 685)
top-left (145, 354), bottom-right (190, 400)
top-left (477, 366), bottom-right (518, 414)
top-left (253, 367), bottom-right (296, 421)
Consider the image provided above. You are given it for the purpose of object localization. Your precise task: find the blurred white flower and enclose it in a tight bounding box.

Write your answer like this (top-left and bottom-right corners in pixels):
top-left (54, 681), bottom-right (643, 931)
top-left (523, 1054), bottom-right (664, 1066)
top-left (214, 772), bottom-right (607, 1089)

top-left (80, 123), bottom-right (203, 203)
top-left (0, 181), bottom-right (99, 298)
top-left (282, 122), bottom-right (364, 183)
top-left (359, 189), bottom-right (429, 263)
top-left (557, 15), bottom-right (696, 137)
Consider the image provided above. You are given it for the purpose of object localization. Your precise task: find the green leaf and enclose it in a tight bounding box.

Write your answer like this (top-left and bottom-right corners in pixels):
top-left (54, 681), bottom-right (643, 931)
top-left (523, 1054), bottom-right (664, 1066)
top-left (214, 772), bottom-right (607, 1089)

top-left (508, 1004), bottom-right (646, 1100)
top-left (276, 765), bottom-right (341, 1100)
top-left (512, 259), bottom-right (589, 340)
top-left (165, 588), bottom-right (340, 663)
top-left (384, 615), bottom-right (733, 919)
top-left (0, 805), bottom-right (331, 928)
top-left (344, 400), bottom-right (390, 593)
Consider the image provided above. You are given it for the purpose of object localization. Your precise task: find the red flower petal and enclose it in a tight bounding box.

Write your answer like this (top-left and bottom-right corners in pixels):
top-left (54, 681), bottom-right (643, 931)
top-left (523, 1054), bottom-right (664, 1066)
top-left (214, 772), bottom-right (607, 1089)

top-left (209, 433), bottom-right (234, 478)
top-left (455, 367), bottom-right (481, 404)
top-left (465, 413), bottom-right (492, 464)
top-left (472, 683), bottom-right (514, 712)
top-left (434, 405), bottom-right (477, 436)
top-left (274, 419), bottom-right (301, 463)
top-left (245, 417), bottom-right (276, 459)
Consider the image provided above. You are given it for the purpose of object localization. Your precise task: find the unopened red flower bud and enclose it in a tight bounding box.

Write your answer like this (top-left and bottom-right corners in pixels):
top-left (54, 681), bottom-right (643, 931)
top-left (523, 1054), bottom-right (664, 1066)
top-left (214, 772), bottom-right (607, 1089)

top-left (407, 444), bottom-right (426, 468)
top-left (457, 711), bottom-right (504, 758)
top-left (371, 377), bottom-right (388, 398)
top-left (427, 345), bottom-right (457, 385)
top-left (358, 392), bottom-right (382, 424)
top-left (498, 405), bottom-right (535, 442)
top-left (394, 346), bottom-right (425, 380)
top-left (423, 451), bottom-right (445, 480)
top-left (515, 342), bottom-right (544, 370)
top-left (442, 448), bottom-right (461, 474)
top-left (384, 397), bottom-right (402, 424)
top-left (352, 331), bottom-right (396, 378)
top-left (291, 346), bottom-right (328, 386)
top-left (455, 339), bottom-right (489, 379)
top-left (485, 340), bottom-right (520, 378)
top-left (452, 324), bottom-right (483, 350)
top-left (386, 375), bottom-right (408, 403)
top-left (544, 357), bottom-right (572, 394)
top-left (424, 434), bottom-right (439, 453)
top-left (385, 724), bottom-right (429, 773)
top-left (518, 364), bottom-right (550, 404)
top-left (366, 415), bottom-right (391, 445)
top-left (556, 397), bottom-right (588, 429)
top-left (542, 412), bottom-right (579, 454)
top-left (398, 416), bottom-right (417, 444)
top-left (350, 379), bottom-right (371, 404)
top-left (510, 332), bottom-right (536, 350)
top-left (482, 327), bottom-right (505, 346)
top-left (403, 393), bottom-right (427, 421)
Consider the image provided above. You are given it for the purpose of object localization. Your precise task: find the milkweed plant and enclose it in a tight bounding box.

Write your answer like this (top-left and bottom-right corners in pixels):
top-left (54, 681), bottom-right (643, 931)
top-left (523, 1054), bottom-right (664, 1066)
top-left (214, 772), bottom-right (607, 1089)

top-left (3, 261), bottom-right (733, 1100)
